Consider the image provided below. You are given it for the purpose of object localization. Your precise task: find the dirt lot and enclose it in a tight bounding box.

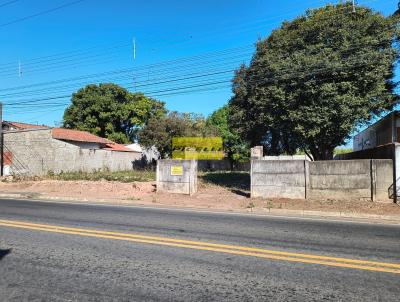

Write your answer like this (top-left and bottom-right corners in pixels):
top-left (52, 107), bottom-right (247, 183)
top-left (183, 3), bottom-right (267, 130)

top-left (0, 176), bottom-right (400, 218)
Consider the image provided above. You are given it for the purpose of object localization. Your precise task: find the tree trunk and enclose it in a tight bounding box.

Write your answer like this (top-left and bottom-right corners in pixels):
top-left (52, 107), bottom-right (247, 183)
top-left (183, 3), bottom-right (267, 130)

top-left (311, 146), bottom-right (334, 161)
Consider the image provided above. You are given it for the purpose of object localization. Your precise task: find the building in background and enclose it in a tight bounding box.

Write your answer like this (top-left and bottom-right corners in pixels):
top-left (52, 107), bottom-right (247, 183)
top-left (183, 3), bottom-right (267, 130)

top-left (353, 111), bottom-right (400, 152)
top-left (2, 122), bottom-right (141, 176)
top-left (2, 121), bottom-right (49, 131)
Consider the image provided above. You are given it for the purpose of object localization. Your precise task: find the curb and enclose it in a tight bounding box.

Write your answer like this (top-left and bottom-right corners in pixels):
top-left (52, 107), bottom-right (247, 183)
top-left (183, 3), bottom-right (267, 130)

top-left (264, 208), bottom-right (400, 223)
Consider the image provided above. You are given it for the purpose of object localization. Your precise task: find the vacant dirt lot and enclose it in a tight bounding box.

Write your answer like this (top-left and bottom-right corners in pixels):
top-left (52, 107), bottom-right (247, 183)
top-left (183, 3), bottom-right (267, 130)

top-left (0, 177), bottom-right (400, 218)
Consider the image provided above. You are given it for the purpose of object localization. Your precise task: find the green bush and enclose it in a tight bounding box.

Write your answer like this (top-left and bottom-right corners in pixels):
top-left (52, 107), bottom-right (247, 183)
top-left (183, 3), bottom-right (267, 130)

top-left (47, 170), bottom-right (155, 183)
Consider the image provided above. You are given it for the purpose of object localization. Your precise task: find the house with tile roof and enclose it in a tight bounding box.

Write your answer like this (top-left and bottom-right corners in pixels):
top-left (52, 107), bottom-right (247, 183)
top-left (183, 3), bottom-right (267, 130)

top-left (2, 121), bottom-right (141, 176)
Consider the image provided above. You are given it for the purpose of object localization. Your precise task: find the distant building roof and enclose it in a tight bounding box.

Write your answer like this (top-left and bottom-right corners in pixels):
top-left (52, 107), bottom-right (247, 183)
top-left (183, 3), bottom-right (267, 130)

top-left (125, 143), bottom-right (143, 153)
top-left (52, 128), bottom-right (112, 144)
top-left (3, 121), bottom-right (49, 130)
top-left (104, 143), bottom-right (138, 152)
top-left (4, 121), bottom-right (138, 152)
top-left (52, 128), bottom-right (137, 152)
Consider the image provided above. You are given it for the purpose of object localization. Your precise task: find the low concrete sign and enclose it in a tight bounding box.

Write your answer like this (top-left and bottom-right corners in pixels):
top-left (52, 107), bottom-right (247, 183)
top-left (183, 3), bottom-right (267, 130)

top-left (157, 159), bottom-right (197, 195)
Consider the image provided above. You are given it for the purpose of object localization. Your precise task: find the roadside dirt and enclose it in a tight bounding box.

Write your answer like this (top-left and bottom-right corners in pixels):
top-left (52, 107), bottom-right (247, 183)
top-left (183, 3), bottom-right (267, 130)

top-left (0, 179), bottom-right (400, 217)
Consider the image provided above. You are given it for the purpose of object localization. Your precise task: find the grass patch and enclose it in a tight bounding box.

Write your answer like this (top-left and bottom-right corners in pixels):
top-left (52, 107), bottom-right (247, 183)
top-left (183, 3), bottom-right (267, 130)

top-left (47, 170), bottom-right (156, 183)
top-left (199, 171), bottom-right (250, 191)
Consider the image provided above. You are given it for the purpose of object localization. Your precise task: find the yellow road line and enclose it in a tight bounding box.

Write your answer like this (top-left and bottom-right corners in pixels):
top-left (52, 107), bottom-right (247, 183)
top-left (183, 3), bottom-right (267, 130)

top-left (1, 219), bottom-right (399, 269)
top-left (0, 219), bottom-right (399, 274)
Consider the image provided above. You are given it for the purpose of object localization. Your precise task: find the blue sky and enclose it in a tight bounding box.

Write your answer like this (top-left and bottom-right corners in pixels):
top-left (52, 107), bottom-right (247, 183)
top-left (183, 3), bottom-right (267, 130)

top-left (0, 0), bottom-right (398, 143)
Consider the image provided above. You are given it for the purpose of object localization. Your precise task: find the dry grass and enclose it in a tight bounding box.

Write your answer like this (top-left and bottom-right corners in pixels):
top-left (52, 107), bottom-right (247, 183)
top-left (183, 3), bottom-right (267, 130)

top-left (46, 170), bottom-right (156, 183)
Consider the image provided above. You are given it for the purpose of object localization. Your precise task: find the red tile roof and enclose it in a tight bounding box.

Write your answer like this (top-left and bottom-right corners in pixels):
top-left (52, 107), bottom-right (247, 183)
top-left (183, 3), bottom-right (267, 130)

top-left (52, 128), bottom-right (137, 152)
top-left (103, 143), bottom-right (137, 152)
top-left (52, 128), bottom-right (112, 144)
top-left (4, 121), bottom-right (49, 130)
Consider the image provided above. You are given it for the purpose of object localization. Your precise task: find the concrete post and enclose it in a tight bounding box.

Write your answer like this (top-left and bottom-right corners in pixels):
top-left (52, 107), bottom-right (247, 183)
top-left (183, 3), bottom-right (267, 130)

top-left (304, 160), bottom-right (309, 199)
top-left (370, 159), bottom-right (377, 202)
top-left (393, 144), bottom-right (400, 203)
top-left (250, 146), bottom-right (263, 159)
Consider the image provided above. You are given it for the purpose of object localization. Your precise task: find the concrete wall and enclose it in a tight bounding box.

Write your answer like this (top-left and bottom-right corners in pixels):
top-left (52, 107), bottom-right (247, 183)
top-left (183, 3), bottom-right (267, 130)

top-left (373, 160), bottom-right (393, 202)
top-left (251, 159), bottom-right (393, 202)
top-left (308, 160), bottom-right (372, 200)
top-left (251, 160), bottom-right (307, 199)
top-left (157, 160), bottom-right (197, 195)
top-left (4, 129), bottom-right (141, 176)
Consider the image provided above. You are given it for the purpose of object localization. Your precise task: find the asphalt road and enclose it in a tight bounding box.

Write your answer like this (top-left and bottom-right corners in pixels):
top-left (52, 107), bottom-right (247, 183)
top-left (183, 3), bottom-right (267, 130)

top-left (0, 199), bottom-right (399, 301)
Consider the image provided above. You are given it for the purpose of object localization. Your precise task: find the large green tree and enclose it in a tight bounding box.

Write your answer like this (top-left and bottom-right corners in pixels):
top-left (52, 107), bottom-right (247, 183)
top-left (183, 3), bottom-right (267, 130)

top-left (63, 83), bottom-right (166, 143)
top-left (229, 3), bottom-right (400, 160)
top-left (206, 105), bottom-right (249, 165)
top-left (138, 111), bottom-right (216, 158)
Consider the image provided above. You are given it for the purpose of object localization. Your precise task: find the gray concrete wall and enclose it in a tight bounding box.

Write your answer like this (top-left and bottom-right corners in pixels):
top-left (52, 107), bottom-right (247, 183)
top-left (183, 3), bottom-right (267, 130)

top-left (157, 160), bottom-right (197, 195)
top-left (4, 129), bottom-right (141, 176)
top-left (251, 160), bottom-right (307, 199)
top-left (308, 160), bottom-right (372, 200)
top-left (4, 129), bottom-right (53, 176)
top-left (373, 160), bottom-right (393, 202)
top-left (251, 159), bottom-right (393, 202)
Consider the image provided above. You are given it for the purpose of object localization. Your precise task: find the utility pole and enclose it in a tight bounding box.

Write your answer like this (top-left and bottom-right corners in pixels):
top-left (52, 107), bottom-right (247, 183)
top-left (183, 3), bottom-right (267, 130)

top-left (352, 0), bottom-right (356, 13)
top-left (0, 102), bottom-right (4, 177)
top-left (133, 37), bottom-right (136, 60)
top-left (132, 37), bottom-right (136, 90)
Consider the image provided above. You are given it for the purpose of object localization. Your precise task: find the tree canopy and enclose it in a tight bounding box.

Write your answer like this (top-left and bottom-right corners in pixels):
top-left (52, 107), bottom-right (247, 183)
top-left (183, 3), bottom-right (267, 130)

top-left (229, 3), bottom-right (400, 160)
top-left (63, 83), bottom-right (165, 144)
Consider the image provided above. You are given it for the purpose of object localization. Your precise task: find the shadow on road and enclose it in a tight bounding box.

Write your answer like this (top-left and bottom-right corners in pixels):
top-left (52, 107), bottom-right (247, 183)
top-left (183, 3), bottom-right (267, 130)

top-left (0, 249), bottom-right (11, 261)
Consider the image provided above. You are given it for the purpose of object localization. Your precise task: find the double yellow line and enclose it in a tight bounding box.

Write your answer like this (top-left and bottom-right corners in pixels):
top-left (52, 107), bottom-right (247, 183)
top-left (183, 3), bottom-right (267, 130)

top-left (1, 219), bottom-right (399, 274)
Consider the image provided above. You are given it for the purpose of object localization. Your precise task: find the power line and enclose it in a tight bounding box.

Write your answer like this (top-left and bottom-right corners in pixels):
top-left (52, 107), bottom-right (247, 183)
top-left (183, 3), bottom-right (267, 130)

top-left (3, 56), bottom-right (392, 108)
top-left (0, 0), bottom-right (19, 8)
top-left (0, 0), bottom-right (383, 75)
top-left (0, 0), bottom-right (86, 28)
top-left (0, 55), bottom-right (250, 99)
top-left (0, 45), bottom-right (253, 92)
top-left (0, 39), bottom-right (391, 100)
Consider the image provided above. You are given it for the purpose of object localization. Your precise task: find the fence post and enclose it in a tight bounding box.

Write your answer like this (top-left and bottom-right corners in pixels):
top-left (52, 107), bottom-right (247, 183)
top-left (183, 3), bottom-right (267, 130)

top-left (393, 144), bottom-right (400, 203)
top-left (304, 160), bottom-right (309, 200)
top-left (370, 159), bottom-right (377, 202)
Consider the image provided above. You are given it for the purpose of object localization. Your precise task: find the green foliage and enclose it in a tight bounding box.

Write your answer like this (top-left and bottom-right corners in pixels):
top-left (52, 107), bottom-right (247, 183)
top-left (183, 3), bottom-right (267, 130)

top-left (47, 169), bottom-right (155, 182)
top-left (229, 3), bottom-right (399, 160)
top-left (63, 83), bottom-right (166, 143)
top-left (138, 111), bottom-right (217, 158)
top-left (334, 148), bottom-right (353, 155)
top-left (206, 105), bottom-right (249, 163)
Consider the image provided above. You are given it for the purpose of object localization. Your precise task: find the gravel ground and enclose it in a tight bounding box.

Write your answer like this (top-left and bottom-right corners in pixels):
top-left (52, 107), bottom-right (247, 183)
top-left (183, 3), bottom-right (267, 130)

top-left (0, 179), bottom-right (399, 217)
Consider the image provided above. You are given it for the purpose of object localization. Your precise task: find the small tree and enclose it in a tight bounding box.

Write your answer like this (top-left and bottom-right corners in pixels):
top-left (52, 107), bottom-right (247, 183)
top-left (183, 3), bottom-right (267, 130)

top-left (206, 105), bottom-right (249, 166)
top-left (138, 112), bottom-right (216, 158)
top-left (229, 3), bottom-right (399, 160)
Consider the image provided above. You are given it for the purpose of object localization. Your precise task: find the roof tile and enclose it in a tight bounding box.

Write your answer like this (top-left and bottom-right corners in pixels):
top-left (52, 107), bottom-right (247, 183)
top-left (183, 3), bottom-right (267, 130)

top-left (4, 121), bottom-right (49, 130)
top-left (52, 128), bottom-right (112, 144)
